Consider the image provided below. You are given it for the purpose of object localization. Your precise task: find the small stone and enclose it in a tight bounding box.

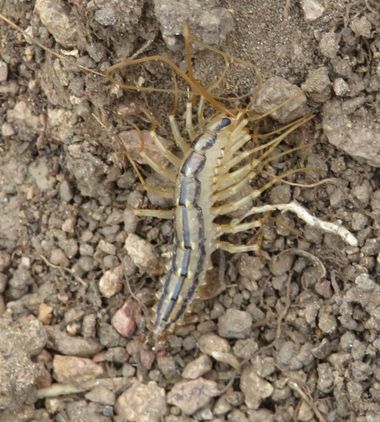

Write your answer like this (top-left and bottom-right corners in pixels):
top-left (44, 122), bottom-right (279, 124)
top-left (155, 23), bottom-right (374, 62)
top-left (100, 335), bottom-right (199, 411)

top-left (94, 7), bottom-right (117, 26)
top-left (240, 366), bottom-right (274, 409)
top-left (53, 355), bottom-right (103, 384)
top-left (238, 255), bottom-right (264, 281)
top-left (61, 218), bottom-right (75, 233)
top-left (333, 78), bottom-right (349, 96)
top-left (98, 239), bottom-right (116, 255)
top-left (198, 333), bottom-right (231, 355)
top-left (350, 16), bottom-right (372, 38)
top-left (251, 77), bottom-right (309, 124)
top-left (167, 378), bottom-right (219, 415)
top-left (111, 301), bottom-right (139, 338)
top-left (59, 179), bottom-right (73, 202)
top-left (218, 309), bottom-right (253, 339)
top-left (319, 31), bottom-right (340, 59)
top-left (123, 209), bottom-right (138, 234)
top-left (301, 0), bottom-right (325, 21)
top-left (317, 362), bottom-right (334, 393)
top-left (116, 381), bottom-right (166, 422)
top-left (38, 303), bottom-right (53, 324)
top-left (1, 122), bottom-right (15, 137)
top-left (233, 338), bottom-right (259, 360)
top-left (46, 325), bottom-right (102, 357)
top-left (182, 355), bottom-right (212, 379)
top-left (0, 252), bottom-right (11, 272)
top-left (49, 248), bottom-right (69, 267)
top-left (85, 386), bottom-right (115, 406)
top-left (301, 66), bottom-right (331, 102)
top-left (318, 310), bottom-right (337, 334)
top-left (35, 0), bottom-right (81, 47)
top-left (269, 184), bottom-right (292, 204)
top-left (351, 212), bottom-right (368, 231)
top-left (355, 273), bottom-right (375, 292)
top-left (297, 401), bottom-right (314, 421)
top-left (0, 60), bottom-right (8, 81)
top-left (99, 265), bottom-right (124, 298)
top-left (124, 233), bottom-right (161, 276)
top-left (157, 355), bottom-right (177, 379)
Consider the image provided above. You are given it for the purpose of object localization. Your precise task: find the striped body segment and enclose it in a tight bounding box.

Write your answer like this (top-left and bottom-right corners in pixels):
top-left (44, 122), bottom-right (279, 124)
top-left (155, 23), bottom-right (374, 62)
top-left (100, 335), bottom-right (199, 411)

top-left (154, 117), bottom-right (232, 335)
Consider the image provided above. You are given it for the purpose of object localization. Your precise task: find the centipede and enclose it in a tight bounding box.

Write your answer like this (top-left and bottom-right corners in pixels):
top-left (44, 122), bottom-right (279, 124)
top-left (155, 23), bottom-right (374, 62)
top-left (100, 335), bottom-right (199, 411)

top-left (107, 25), bottom-right (314, 337)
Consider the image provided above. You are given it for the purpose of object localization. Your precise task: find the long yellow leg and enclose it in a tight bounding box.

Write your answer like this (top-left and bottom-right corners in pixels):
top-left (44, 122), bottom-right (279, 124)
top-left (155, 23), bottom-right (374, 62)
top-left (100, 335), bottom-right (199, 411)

top-left (185, 101), bottom-right (195, 140)
top-left (214, 160), bottom-right (257, 191)
top-left (212, 168), bottom-right (304, 215)
top-left (133, 209), bottom-right (174, 219)
top-left (149, 130), bottom-right (182, 168)
top-left (217, 241), bottom-right (260, 254)
top-left (169, 115), bottom-right (190, 154)
top-left (212, 168), bottom-right (258, 202)
top-left (140, 151), bottom-right (177, 181)
top-left (215, 219), bottom-right (262, 235)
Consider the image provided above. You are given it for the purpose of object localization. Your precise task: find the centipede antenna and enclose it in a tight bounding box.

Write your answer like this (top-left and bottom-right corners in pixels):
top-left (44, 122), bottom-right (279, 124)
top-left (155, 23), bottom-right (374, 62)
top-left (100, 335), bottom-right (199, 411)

top-left (183, 22), bottom-right (195, 97)
top-left (107, 55), bottom-right (233, 116)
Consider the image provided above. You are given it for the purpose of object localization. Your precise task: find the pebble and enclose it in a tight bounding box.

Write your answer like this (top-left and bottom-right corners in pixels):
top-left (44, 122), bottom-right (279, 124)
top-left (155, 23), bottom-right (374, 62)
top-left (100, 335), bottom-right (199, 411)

top-left (317, 362), bottom-right (334, 393)
top-left (301, 66), bottom-right (331, 103)
top-left (198, 333), bottom-right (231, 355)
top-left (322, 98), bottom-right (380, 167)
top-left (154, 0), bottom-right (233, 50)
top-left (182, 355), bottom-right (212, 379)
top-left (167, 378), bottom-right (219, 415)
top-left (49, 248), bottom-right (70, 267)
top-left (351, 212), bottom-right (368, 231)
top-left (319, 31), bottom-right (340, 59)
top-left (46, 325), bottom-right (102, 357)
top-left (98, 239), bottom-right (116, 255)
top-left (99, 265), bottom-right (124, 298)
top-left (240, 366), bottom-right (274, 409)
top-left (251, 77), bottom-right (309, 124)
top-left (333, 78), bottom-right (350, 96)
top-left (1, 122), bottom-right (15, 137)
top-left (124, 233), bottom-right (161, 276)
top-left (53, 355), bottom-right (104, 384)
top-left (123, 209), bottom-right (138, 234)
top-left (318, 310), bottom-right (337, 334)
top-left (233, 338), bottom-right (259, 360)
top-left (116, 381), bottom-right (166, 422)
top-left (94, 6), bottom-right (117, 26)
top-left (218, 309), bottom-right (253, 339)
top-left (238, 255), bottom-right (264, 281)
top-left (157, 355), bottom-right (177, 379)
top-left (35, 0), bottom-right (81, 47)
top-left (0, 60), bottom-right (8, 81)
top-left (111, 301), bottom-right (138, 338)
top-left (38, 303), bottom-right (53, 324)
top-left (59, 179), bottom-right (73, 202)
top-left (301, 0), bottom-right (325, 21)
top-left (0, 251), bottom-right (11, 272)
top-left (350, 16), bottom-right (372, 38)
top-left (85, 386), bottom-right (116, 406)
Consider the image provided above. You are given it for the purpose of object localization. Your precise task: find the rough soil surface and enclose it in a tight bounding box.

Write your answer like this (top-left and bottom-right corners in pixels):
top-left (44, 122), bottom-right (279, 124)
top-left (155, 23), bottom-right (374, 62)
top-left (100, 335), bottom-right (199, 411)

top-left (0, 0), bottom-right (379, 421)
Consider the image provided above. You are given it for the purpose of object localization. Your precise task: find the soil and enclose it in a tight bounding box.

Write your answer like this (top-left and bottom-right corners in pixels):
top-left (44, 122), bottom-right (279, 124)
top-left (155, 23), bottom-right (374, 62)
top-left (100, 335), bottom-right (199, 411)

top-left (0, 0), bottom-right (379, 421)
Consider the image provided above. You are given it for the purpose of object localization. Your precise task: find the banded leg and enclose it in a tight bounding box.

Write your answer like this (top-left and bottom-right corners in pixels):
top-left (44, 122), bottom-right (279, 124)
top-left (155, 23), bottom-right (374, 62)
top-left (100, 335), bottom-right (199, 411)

top-left (140, 151), bottom-right (177, 181)
top-left (215, 219), bottom-right (262, 235)
top-left (212, 168), bottom-right (305, 215)
top-left (149, 130), bottom-right (182, 167)
top-left (185, 101), bottom-right (196, 140)
top-left (133, 209), bottom-right (174, 219)
top-left (169, 115), bottom-right (190, 154)
top-left (217, 240), bottom-right (260, 254)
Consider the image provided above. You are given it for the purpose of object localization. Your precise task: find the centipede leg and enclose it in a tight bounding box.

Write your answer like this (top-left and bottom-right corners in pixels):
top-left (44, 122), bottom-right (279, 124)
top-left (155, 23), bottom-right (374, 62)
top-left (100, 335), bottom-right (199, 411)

top-left (133, 209), bottom-right (174, 219)
top-left (140, 151), bottom-right (177, 181)
top-left (149, 130), bottom-right (182, 167)
top-left (212, 168), bottom-right (305, 215)
top-left (185, 101), bottom-right (196, 140)
top-left (216, 240), bottom-right (260, 254)
top-left (215, 219), bottom-right (262, 235)
top-left (197, 96), bottom-right (206, 129)
top-left (169, 115), bottom-right (190, 154)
